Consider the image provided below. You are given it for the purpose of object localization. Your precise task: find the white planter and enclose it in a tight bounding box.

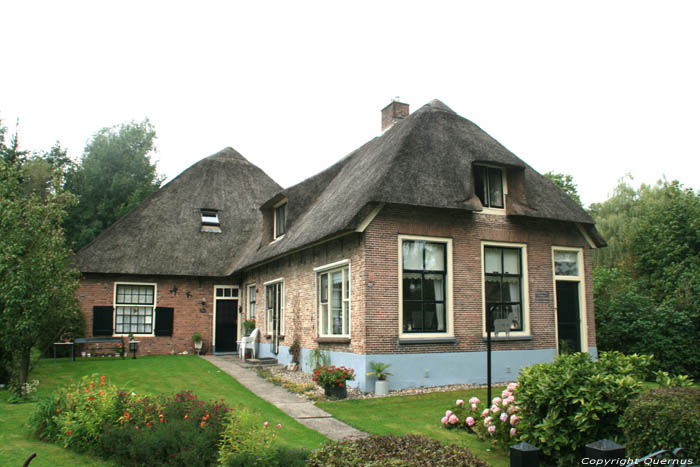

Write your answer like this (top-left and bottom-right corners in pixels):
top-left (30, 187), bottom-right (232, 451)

top-left (375, 380), bottom-right (389, 396)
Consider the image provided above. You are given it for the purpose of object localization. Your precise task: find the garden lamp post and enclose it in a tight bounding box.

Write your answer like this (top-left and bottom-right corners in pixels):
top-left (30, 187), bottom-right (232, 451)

top-left (129, 339), bottom-right (139, 359)
top-left (486, 305), bottom-right (493, 405)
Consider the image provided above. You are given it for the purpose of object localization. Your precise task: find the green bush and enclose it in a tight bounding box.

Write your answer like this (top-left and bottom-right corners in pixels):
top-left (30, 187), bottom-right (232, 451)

top-left (516, 352), bottom-right (650, 466)
top-left (622, 387), bottom-right (700, 460)
top-left (306, 434), bottom-right (489, 467)
top-left (221, 446), bottom-right (309, 467)
top-left (217, 407), bottom-right (280, 466)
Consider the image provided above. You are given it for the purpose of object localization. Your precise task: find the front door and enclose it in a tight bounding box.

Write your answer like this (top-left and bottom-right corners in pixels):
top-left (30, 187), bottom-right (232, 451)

top-left (215, 299), bottom-right (238, 352)
top-left (556, 281), bottom-right (581, 353)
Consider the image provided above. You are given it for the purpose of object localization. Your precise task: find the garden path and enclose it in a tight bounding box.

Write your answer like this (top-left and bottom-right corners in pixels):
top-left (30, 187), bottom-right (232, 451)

top-left (203, 355), bottom-right (368, 441)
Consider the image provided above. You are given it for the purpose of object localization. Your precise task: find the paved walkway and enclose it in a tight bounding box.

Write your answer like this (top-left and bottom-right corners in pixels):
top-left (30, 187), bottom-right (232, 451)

top-left (202, 355), bottom-right (368, 441)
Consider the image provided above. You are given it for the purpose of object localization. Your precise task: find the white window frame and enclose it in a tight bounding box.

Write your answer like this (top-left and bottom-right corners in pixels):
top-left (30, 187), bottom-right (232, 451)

top-left (264, 278), bottom-right (285, 335)
top-left (551, 246), bottom-right (589, 353)
top-left (113, 282), bottom-right (157, 337)
top-left (273, 199), bottom-right (287, 240)
top-left (474, 163), bottom-right (508, 215)
top-left (480, 241), bottom-right (530, 337)
top-left (247, 283), bottom-right (257, 319)
top-left (398, 235), bottom-right (454, 339)
top-left (314, 259), bottom-right (351, 338)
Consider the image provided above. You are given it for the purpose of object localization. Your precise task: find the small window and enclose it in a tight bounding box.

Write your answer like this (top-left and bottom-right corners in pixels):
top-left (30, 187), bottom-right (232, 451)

top-left (554, 251), bottom-right (579, 276)
top-left (474, 166), bottom-right (504, 209)
top-left (215, 286), bottom-right (238, 298)
top-left (318, 265), bottom-right (350, 337)
top-left (201, 209), bottom-right (220, 225)
top-left (274, 203), bottom-right (287, 239)
top-left (247, 284), bottom-right (256, 319)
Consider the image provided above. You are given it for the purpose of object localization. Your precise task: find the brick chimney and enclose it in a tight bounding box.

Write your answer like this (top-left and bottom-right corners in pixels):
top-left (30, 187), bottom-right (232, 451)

top-left (381, 100), bottom-right (409, 131)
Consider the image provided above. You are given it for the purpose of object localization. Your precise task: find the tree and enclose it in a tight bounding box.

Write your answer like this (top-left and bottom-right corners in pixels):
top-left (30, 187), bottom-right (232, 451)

top-left (0, 158), bottom-right (82, 395)
top-left (544, 171), bottom-right (582, 207)
top-left (63, 119), bottom-right (163, 250)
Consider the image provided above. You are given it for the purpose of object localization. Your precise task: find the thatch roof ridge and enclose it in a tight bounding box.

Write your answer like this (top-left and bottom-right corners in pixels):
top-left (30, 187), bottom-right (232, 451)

top-left (76, 147), bottom-right (281, 276)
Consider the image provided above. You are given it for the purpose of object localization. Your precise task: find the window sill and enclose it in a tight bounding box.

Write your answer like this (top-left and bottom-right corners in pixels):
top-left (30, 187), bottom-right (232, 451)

top-left (481, 335), bottom-right (532, 342)
top-left (316, 337), bottom-right (351, 344)
top-left (398, 337), bottom-right (456, 345)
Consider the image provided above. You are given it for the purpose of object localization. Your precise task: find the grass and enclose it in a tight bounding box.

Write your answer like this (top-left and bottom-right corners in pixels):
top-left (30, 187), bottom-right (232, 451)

top-left (0, 355), bottom-right (327, 466)
top-left (317, 386), bottom-right (510, 467)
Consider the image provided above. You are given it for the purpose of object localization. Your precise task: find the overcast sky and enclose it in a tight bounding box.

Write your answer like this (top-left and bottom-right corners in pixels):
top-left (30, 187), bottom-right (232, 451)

top-left (2, 1), bottom-right (698, 206)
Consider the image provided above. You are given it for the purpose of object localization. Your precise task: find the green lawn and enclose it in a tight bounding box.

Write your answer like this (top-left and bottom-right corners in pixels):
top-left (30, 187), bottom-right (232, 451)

top-left (0, 355), bottom-right (327, 466)
top-left (317, 387), bottom-right (510, 467)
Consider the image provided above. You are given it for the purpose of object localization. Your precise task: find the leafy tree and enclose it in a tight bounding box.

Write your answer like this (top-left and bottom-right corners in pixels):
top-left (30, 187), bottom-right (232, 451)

top-left (64, 119), bottom-right (163, 250)
top-left (544, 171), bottom-right (582, 207)
top-left (588, 176), bottom-right (637, 268)
top-left (0, 158), bottom-right (82, 395)
top-left (0, 118), bottom-right (30, 165)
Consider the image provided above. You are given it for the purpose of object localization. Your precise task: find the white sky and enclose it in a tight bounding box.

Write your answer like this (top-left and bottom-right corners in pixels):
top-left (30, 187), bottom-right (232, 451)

top-left (1, 1), bottom-right (698, 207)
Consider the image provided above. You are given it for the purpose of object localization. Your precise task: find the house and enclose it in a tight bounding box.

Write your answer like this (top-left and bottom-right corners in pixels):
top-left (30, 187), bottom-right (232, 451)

top-left (75, 99), bottom-right (605, 391)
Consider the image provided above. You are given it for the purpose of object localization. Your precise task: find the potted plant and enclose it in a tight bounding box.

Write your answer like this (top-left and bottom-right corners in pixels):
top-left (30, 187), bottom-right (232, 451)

top-left (192, 332), bottom-right (203, 353)
top-left (242, 319), bottom-right (256, 336)
top-left (312, 365), bottom-right (355, 399)
top-left (366, 361), bottom-right (392, 396)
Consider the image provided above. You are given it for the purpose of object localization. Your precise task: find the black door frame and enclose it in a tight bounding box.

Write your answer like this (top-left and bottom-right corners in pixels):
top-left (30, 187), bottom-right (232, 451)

top-left (552, 247), bottom-right (587, 355)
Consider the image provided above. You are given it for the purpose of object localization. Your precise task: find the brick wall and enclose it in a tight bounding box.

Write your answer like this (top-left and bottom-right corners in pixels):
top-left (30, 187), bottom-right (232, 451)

top-left (77, 274), bottom-right (236, 355)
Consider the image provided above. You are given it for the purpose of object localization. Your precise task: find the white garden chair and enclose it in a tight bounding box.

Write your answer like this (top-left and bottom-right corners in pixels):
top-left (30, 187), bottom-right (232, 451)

top-left (239, 328), bottom-right (259, 361)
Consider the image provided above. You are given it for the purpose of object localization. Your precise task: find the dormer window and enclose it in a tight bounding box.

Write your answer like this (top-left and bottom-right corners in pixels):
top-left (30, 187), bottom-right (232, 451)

top-left (200, 209), bottom-right (221, 233)
top-left (474, 165), bottom-right (505, 209)
top-left (274, 202), bottom-right (287, 239)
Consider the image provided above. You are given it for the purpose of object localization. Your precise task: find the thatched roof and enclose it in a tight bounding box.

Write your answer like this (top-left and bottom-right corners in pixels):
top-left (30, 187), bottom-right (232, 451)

top-left (76, 148), bottom-right (281, 276)
top-left (235, 100), bottom-right (604, 271)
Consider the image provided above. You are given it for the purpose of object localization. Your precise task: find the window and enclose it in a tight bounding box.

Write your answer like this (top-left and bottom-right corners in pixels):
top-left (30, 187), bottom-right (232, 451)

top-left (201, 209), bottom-right (221, 233)
top-left (554, 250), bottom-right (579, 276)
top-left (484, 246), bottom-right (523, 332)
top-left (317, 265), bottom-right (350, 337)
top-left (114, 283), bottom-right (156, 334)
top-left (215, 286), bottom-right (238, 298)
top-left (265, 281), bottom-right (284, 335)
top-left (401, 239), bottom-right (448, 333)
top-left (247, 284), bottom-right (256, 319)
top-left (274, 203), bottom-right (287, 239)
top-left (474, 165), bottom-right (504, 209)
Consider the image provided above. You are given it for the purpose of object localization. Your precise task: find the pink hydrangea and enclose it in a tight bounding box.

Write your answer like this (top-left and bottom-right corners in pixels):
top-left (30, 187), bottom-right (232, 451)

top-left (469, 397), bottom-right (480, 405)
top-left (441, 416), bottom-right (448, 425)
top-left (456, 399), bottom-right (464, 406)
top-left (500, 413), bottom-right (508, 422)
top-left (502, 399), bottom-right (509, 407)
top-left (484, 416), bottom-right (493, 426)
top-left (448, 414), bottom-right (459, 424)
top-left (507, 405), bottom-right (518, 414)
top-left (481, 408), bottom-right (490, 418)
top-left (510, 414), bottom-right (520, 426)
top-left (466, 416), bottom-right (475, 427)
top-left (506, 395), bottom-right (515, 403)
top-left (445, 410), bottom-right (453, 417)
top-left (471, 403), bottom-right (478, 411)
top-left (488, 425), bottom-right (496, 433)
top-left (501, 389), bottom-right (511, 399)
top-left (492, 397), bottom-right (502, 405)
top-left (510, 427), bottom-right (517, 437)
top-left (507, 382), bottom-right (518, 392)
top-left (491, 405), bottom-right (500, 414)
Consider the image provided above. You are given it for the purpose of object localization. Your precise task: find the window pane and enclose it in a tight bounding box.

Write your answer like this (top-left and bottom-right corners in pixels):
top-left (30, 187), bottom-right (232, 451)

top-left (422, 302), bottom-right (438, 331)
top-left (321, 303), bottom-right (328, 335)
top-left (423, 274), bottom-right (444, 301)
top-left (403, 240), bottom-right (424, 270)
top-left (425, 243), bottom-right (445, 271)
top-left (320, 273), bottom-right (328, 302)
top-left (403, 273), bottom-right (422, 301)
top-left (216, 288), bottom-right (223, 297)
top-left (502, 276), bottom-right (521, 302)
top-left (474, 166), bottom-right (487, 206)
top-left (403, 301), bottom-right (422, 332)
top-left (488, 168), bottom-right (504, 208)
top-left (503, 249), bottom-right (520, 275)
top-left (224, 288), bottom-right (231, 297)
top-left (331, 271), bottom-right (342, 335)
top-left (485, 247), bottom-right (502, 274)
top-left (555, 251), bottom-right (579, 276)
top-left (343, 268), bottom-right (349, 299)
top-left (507, 304), bottom-right (522, 330)
top-left (343, 301), bottom-right (349, 335)
top-left (485, 276), bottom-right (501, 302)
top-left (435, 303), bottom-right (446, 331)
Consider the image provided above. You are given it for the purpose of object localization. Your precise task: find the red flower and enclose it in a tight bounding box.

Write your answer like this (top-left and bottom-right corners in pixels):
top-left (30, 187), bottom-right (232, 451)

top-left (66, 430), bottom-right (72, 436)
top-left (339, 382), bottom-right (343, 387)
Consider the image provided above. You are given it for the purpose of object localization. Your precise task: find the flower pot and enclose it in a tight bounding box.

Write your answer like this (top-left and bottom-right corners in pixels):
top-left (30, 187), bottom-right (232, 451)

top-left (324, 385), bottom-right (348, 399)
top-left (374, 379), bottom-right (389, 396)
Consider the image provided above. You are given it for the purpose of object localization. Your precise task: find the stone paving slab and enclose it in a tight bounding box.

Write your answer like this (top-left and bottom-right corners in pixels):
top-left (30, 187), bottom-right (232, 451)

top-left (203, 355), bottom-right (368, 441)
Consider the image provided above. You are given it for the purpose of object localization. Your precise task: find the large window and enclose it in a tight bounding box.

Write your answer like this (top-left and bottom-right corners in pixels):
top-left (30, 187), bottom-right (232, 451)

top-left (484, 246), bottom-right (523, 332)
top-left (401, 239), bottom-right (447, 333)
top-left (474, 165), bottom-right (504, 209)
top-left (114, 283), bottom-right (155, 334)
top-left (318, 265), bottom-right (350, 337)
top-left (247, 284), bottom-right (256, 319)
top-left (274, 203), bottom-right (287, 239)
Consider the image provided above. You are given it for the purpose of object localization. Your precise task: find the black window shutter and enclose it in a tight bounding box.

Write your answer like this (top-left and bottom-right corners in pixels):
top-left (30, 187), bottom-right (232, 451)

top-left (93, 306), bottom-right (114, 336)
top-left (154, 307), bottom-right (174, 336)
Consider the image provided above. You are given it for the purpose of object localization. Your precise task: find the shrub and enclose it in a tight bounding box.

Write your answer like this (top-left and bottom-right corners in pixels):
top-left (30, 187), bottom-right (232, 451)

top-left (217, 407), bottom-right (282, 466)
top-left (654, 370), bottom-right (695, 387)
top-left (311, 365), bottom-right (354, 389)
top-left (98, 389), bottom-right (229, 466)
top-left (516, 351), bottom-right (650, 466)
top-left (307, 434), bottom-right (489, 467)
top-left (440, 382), bottom-right (521, 451)
top-left (622, 387), bottom-right (700, 460)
